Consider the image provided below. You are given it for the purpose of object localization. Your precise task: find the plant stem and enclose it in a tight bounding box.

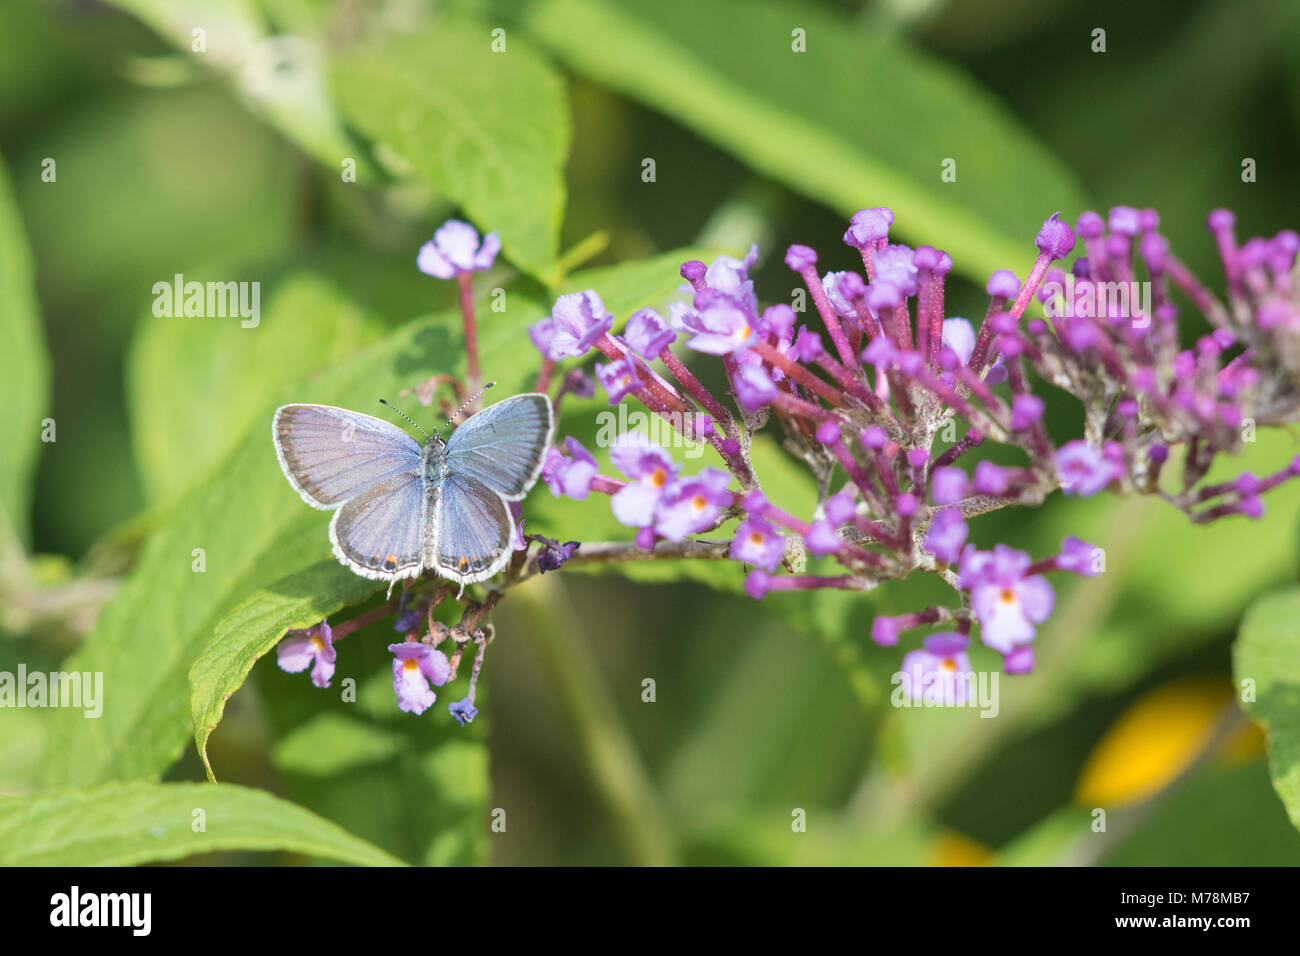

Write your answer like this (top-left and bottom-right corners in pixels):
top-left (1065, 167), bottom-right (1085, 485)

top-left (504, 573), bottom-right (678, 865)
top-left (457, 272), bottom-right (482, 408)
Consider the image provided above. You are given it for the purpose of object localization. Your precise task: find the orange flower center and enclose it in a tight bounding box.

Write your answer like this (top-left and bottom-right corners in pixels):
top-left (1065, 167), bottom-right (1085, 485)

top-left (941, 658), bottom-right (957, 671)
top-left (403, 658), bottom-right (420, 672)
top-left (651, 468), bottom-right (667, 488)
top-left (749, 532), bottom-right (765, 544)
top-left (311, 636), bottom-right (325, 651)
top-left (692, 494), bottom-right (707, 510)
top-left (999, 587), bottom-right (1017, 605)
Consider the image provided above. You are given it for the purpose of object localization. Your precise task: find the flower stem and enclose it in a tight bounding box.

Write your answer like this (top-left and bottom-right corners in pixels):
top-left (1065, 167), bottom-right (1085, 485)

top-left (535, 357), bottom-right (556, 395)
top-left (505, 574), bottom-right (678, 865)
top-left (456, 272), bottom-right (483, 408)
top-left (751, 341), bottom-right (845, 407)
top-left (329, 598), bottom-right (401, 641)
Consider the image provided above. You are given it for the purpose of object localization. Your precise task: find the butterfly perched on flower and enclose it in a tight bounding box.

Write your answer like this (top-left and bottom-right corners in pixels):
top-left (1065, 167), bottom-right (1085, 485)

top-left (272, 391), bottom-right (554, 594)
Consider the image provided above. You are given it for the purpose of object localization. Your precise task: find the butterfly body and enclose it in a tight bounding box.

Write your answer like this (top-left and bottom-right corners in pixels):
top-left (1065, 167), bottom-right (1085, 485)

top-left (272, 393), bottom-right (554, 590)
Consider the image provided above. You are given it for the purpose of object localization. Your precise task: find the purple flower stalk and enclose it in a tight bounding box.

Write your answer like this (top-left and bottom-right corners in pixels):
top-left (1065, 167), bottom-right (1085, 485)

top-left (419, 220), bottom-right (501, 403)
top-left (516, 204), bottom-right (1300, 684)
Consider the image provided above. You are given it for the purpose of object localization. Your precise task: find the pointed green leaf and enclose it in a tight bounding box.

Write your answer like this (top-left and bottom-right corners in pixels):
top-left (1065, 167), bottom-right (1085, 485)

top-left (102, 0), bottom-right (375, 178)
top-left (332, 16), bottom-right (570, 285)
top-left (524, 0), bottom-right (1090, 283)
top-left (128, 270), bottom-right (390, 504)
top-left (190, 560), bottom-right (379, 780)
top-left (1234, 587), bottom-right (1300, 835)
top-left (0, 781), bottom-right (406, 866)
top-left (0, 151), bottom-right (49, 545)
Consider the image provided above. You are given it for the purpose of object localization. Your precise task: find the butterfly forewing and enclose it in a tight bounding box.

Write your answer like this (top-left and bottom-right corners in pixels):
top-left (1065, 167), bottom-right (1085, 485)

top-left (330, 471), bottom-right (428, 581)
top-left (274, 404), bottom-right (422, 508)
top-left (445, 393), bottom-right (554, 500)
top-left (431, 473), bottom-right (514, 583)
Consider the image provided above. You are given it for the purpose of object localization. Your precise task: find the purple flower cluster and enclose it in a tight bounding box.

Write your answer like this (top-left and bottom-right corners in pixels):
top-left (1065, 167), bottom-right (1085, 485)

top-left (525, 204), bottom-right (1300, 682)
top-left (1033, 207), bottom-right (1300, 520)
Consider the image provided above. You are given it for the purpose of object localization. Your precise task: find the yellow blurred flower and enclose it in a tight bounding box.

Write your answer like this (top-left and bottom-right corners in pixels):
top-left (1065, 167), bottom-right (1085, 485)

top-left (1074, 676), bottom-right (1264, 807)
top-left (928, 829), bottom-right (992, 867)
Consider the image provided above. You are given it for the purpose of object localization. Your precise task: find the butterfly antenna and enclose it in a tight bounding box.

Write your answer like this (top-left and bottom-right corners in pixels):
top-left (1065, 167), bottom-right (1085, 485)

top-left (378, 398), bottom-right (431, 440)
top-left (437, 381), bottom-right (497, 440)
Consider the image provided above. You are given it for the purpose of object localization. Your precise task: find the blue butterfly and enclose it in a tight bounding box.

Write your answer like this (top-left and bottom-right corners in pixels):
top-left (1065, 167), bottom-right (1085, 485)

top-left (272, 393), bottom-right (554, 593)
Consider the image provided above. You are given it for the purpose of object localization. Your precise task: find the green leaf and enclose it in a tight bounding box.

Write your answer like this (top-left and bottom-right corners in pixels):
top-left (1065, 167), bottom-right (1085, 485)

top-left (190, 560), bottom-right (380, 780)
top-left (663, 606), bottom-right (875, 816)
top-left (1098, 761), bottom-right (1300, 866)
top-left (128, 269), bottom-right (388, 504)
top-left (271, 711), bottom-right (405, 777)
top-left (0, 150), bottom-right (49, 545)
top-left (994, 806), bottom-right (1093, 866)
top-left (41, 247), bottom-right (710, 788)
top-left (996, 763), bottom-right (1300, 866)
top-left (0, 781), bottom-right (406, 866)
top-left (102, 0), bottom-right (374, 179)
top-left (332, 15), bottom-right (570, 285)
top-left (1234, 587), bottom-right (1300, 834)
top-left (0, 709), bottom-right (46, 798)
top-left (684, 805), bottom-right (932, 865)
top-left (523, 0), bottom-right (1090, 284)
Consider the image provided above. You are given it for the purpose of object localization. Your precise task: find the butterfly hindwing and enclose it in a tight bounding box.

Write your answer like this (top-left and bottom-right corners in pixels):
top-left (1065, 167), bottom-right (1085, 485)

top-left (330, 471), bottom-right (428, 581)
top-left (430, 473), bottom-right (514, 584)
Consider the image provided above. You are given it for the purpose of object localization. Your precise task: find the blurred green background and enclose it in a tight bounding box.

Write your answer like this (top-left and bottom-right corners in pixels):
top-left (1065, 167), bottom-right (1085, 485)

top-left (2, 0), bottom-right (1300, 866)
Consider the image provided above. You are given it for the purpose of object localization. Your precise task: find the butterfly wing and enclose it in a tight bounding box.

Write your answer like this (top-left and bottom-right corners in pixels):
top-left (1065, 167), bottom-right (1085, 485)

top-left (273, 404), bottom-right (422, 509)
top-left (429, 473), bottom-right (514, 585)
top-left (329, 471), bottom-right (428, 581)
top-left (445, 393), bottom-right (554, 500)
